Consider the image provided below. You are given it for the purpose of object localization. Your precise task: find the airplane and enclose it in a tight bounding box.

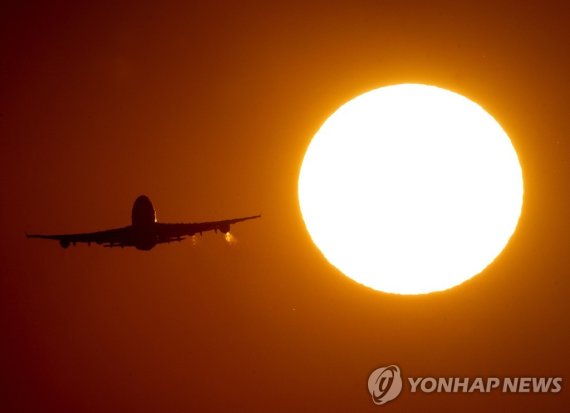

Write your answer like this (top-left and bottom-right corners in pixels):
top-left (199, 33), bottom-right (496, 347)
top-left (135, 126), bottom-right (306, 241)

top-left (26, 195), bottom-right (261, 250)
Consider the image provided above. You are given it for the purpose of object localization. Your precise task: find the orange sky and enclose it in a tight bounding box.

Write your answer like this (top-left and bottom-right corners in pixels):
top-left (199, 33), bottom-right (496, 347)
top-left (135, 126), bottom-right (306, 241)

top-left (1, 1), bottom-right (569, 411)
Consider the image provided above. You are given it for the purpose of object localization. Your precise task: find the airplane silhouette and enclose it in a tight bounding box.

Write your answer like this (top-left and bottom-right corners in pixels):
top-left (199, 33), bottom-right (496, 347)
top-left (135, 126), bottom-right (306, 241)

top-left (26, 195), bottom-right (261, 250)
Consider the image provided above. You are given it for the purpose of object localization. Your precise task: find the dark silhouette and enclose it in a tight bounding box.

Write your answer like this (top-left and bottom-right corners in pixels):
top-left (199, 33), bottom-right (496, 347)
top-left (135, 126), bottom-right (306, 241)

top-left (27, 195), bottom-right (260, 250)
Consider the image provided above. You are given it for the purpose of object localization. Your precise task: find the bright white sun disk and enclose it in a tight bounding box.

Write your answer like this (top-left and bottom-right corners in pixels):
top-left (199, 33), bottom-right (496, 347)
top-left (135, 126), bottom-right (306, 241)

top-left (298, 84), bottom-right (523, 294)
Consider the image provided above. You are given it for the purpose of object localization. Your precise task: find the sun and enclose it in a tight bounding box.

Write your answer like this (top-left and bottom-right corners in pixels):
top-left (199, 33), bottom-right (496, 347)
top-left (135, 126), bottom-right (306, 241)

top-left (298, 84), bottom-right (523, 294)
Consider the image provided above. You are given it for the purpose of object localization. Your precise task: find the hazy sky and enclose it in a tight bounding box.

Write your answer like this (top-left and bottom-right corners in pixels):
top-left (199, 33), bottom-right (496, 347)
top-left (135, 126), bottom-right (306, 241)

top-left (1, 1), bottom-right (569, 411)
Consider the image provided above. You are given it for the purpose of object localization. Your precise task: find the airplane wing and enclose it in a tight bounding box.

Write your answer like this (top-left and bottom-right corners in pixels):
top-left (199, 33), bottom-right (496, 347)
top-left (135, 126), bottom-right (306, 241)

top-left (27, 215), bottom-right (261, 249)
top-left (26, 226), bottom-right (133, 248)
top-left (154, 214), bottom-right (261, 239)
